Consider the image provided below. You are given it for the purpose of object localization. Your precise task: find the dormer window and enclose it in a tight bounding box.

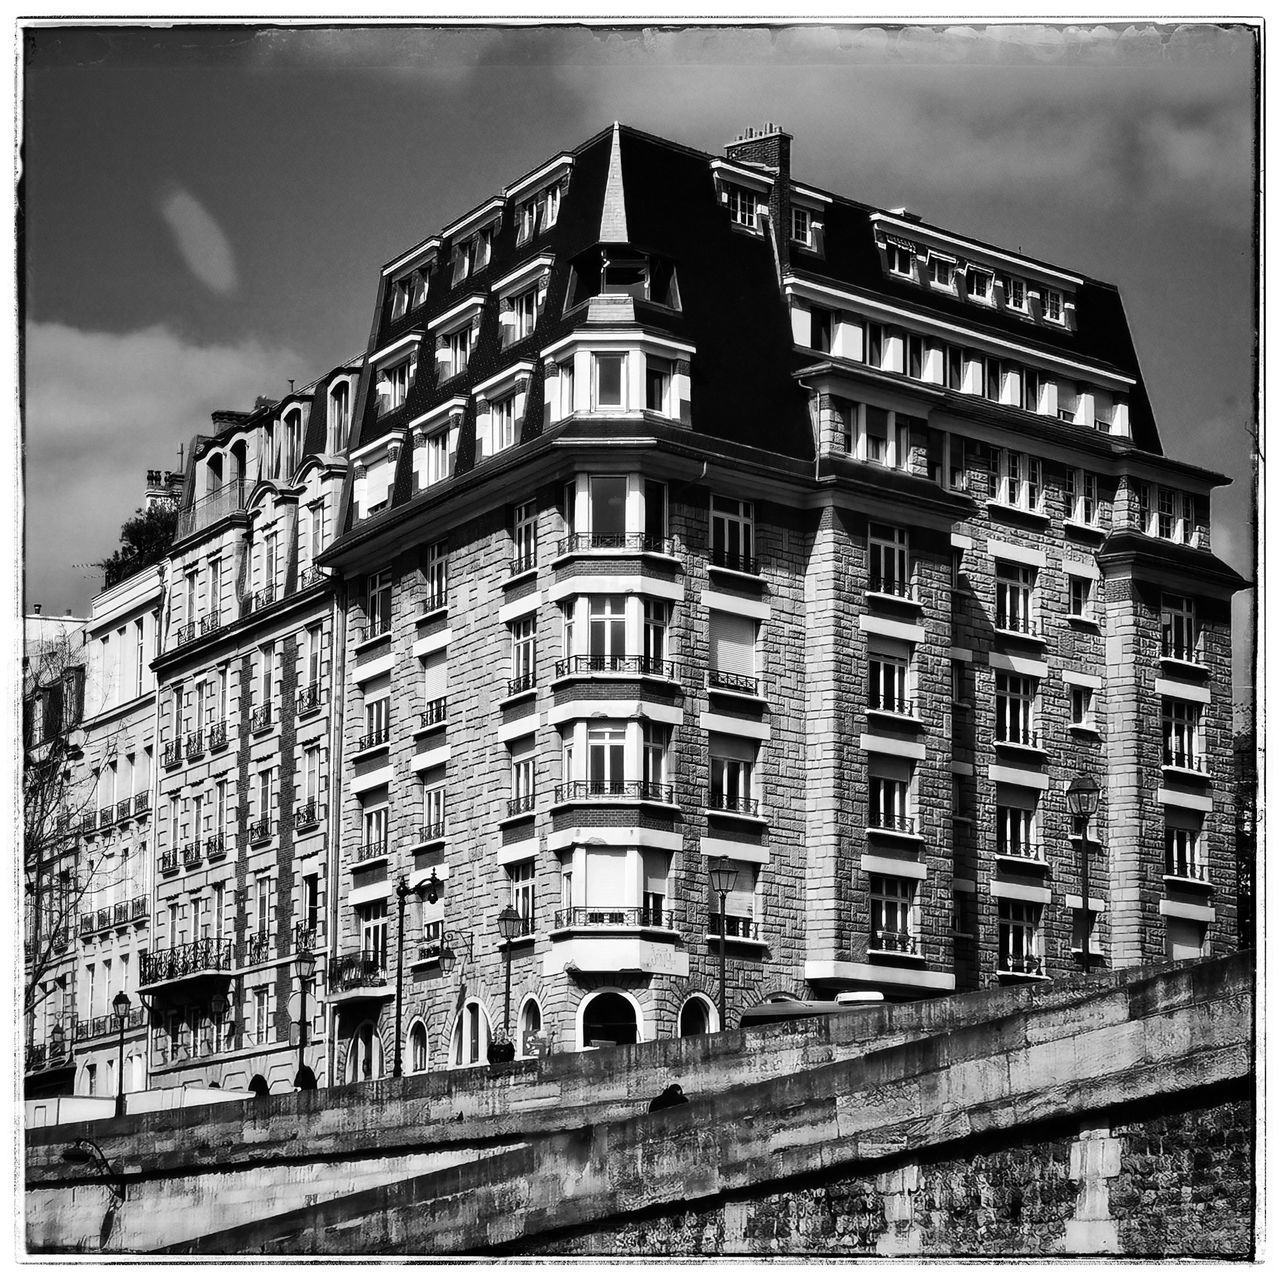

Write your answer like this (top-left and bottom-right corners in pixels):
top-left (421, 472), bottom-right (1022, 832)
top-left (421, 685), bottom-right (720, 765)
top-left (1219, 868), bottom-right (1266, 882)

top-left (449, 224), bottom-right (495, 286)
top-left (376, 359), bottom-right (412, 415)
top-left (966, 267), bottom-right (993, 302)
top-left (887, 243), bottom-right (915, 277)
top-left (1000, 275), bottom-right (1027, 312)
top-left (1044, 288), bottom-right (1064, 323)
top-left (928, 255), bottom-right (956, 290)
top-left (473, 363), bottom-right (533, 461)
top-left (390, 265), bottom-right (431, 319)
top-left (351, 433), bottom-right (405, 520)
top-left (429, 296), bottom-right (484, 382)
top-left (410, 400), bottom-right (465, 493)
top-left (791, 206), bottom-right (811, 246)
top-left (281, 407), bottom-right (304, 477)
top-left (328, 377), bottom-right (354, 453)
top-left (515, 182), bottom-right (562, 245)
top-left (446, 327), bottom-right (471, 377)
top-left (726, 186), bottom-right (759, 230)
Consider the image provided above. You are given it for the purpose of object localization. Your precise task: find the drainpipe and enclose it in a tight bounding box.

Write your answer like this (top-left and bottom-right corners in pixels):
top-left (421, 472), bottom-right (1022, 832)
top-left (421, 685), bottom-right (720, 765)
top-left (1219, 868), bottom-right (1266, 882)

top-left (323, 571), bottom-right (347, 1088)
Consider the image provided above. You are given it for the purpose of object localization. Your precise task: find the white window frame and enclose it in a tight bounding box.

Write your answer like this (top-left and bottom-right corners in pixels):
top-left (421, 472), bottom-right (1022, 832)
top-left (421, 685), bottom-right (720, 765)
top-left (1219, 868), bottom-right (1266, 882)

top-left (998, 901), bottom-right (1042, 972)
top-left (868, 523), bottom-right (910, 596)
top-left (995, 561), bottom-right (1036, 634)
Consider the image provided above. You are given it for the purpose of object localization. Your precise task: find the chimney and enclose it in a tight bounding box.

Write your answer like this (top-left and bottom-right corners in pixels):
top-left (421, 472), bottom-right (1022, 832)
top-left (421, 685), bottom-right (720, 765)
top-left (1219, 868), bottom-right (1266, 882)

top-left (725, 122), bottom-right (795, 273)
top-left (33, 603), bottom-right (42, 615)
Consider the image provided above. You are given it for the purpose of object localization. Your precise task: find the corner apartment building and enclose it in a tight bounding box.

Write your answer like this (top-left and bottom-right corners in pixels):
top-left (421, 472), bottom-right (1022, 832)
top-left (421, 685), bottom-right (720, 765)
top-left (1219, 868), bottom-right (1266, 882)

top-left (311, 121), bottom-right (1245, 1078)
top-left (142, 372), bottom-right (354, 1094)
top-left (71, 567), bottom-right (163, 1097)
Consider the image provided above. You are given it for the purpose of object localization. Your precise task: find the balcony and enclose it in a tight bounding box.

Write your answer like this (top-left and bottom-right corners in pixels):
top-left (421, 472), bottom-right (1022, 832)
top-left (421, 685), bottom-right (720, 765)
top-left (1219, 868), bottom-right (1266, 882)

top-left (132, 789), bottom-right (151, 815)
top-left (996, 841), bottom-right (1046, 864)
top-left (509, 550), bottom-right (537, 577)
top-left (354, 621), bottom-right (392, 648)
top-left (207, 720), bottom-right (229, 752)
top-left (294, 799), bottom-right (322, 831)
top-left (244, 585), bottom-right (276, 616)
top-left (867, 576), bottom-right (917, 603)
top-left (553, 780), bottom-right (675, 805)
top-left (867, 813), bottom-right (918, 837)
top-left (294, 922), bottom-right (323, 952)
top-left (75, 1006), bottom-right (146, 1043)
top-left (186, 730), bottom-right (205, 759)
top-left (706, 791), bottom-right (760, 817)
top-left (420, 697), bottom-right (448, 728)
top-left (869, 930), bottom-right (920, 956)
top-left (357, 726), bottom-right (391, 753)
top-left (419, 590), bottom-right (448, 615)
top-left (354, 840), bottom-right (388, 864)
top-left (98, 806), bottom-right (114, 829)
top-left (159, 849), bottom-right (180, 874)
top-left (249, 704), bottom-right (273, 734)
top-left (869, 696), bottom-right (916, 719)
top-left (112, 900), bottom-right (130, 925)
top-left (248, 818), bottom-right (275, 845)
top-left (554, 655), bottom-right (679, 681)
top-left (79, 911), bottom-right (95, 936)
top-left (174, 622), bottom-right (197, 647)
top-left (161, 740), bottom-right (183, 769)
top-left (96, 907), bottom-right (112, 931)
top-left (140, 938), bottom-right (233, 988)
top-left (244, 932), bottom-right (274, 966)
top-left (708, 547), bottom-right (759, 576)
top-left (200, 613), bottom-right (222, 637)
top-left (115, 798), bottom-right (133, 822)
top-left (553, 906), bottom-right (675, 931)
top-left (507, 671), bottom-right (538, 697)
top-left (175, 477), bottom-right (245, 541)
top-left (415, 821), bottom-right (446, 844)
top-left (25, 1037), bottom-right (74, 1073)
top-left (506, 794), bottom-right (536, 818)
top-left (707, 669), bottom-right (759, 696)
top-left (327, 950), bottom-right (390, 999)
top-left (298, 564), bottom-right (327, 592)
top-left (707, 912), bottom-right (760, 941)
top-left (182, 841), bottom-right (202, 870)
top-left (129, 893), bottom-right (148, 921)
top-left (206, 832), bottom-right (228, 859)
top-left (556, 532), bottom-right (675, 558)
top-left (296, 682), bottom-right (323, 716)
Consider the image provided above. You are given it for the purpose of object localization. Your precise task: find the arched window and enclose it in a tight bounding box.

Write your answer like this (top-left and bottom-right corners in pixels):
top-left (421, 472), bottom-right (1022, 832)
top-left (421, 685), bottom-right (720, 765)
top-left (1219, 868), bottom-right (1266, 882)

top-left (450, 1000), bottom-right (490, 1067)
top-left (581, 991), bottom-right (639, 1048)
top-left (206, 451), bottom-right (224, 497)
top-left (229, 439), bottom-right (247, 485)
top-left (678, 995), bottom-right (714, 1038)
top-left (409, 1021), bottom-right (428, 1074)
top-left (345, 1022), bottom-right (382, 1083)
top-left (518, 997), bottom-right (542, 1057)
top-left (283, 409), bottom-right (304, 477)
top-left (329, 381), bottom-right (351, 453)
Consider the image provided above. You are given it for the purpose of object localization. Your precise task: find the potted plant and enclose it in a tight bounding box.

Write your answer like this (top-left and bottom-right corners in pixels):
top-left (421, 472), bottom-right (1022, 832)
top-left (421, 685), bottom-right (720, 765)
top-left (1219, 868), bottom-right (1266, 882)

top-left (487, 1034), bottom-right (516, 1064)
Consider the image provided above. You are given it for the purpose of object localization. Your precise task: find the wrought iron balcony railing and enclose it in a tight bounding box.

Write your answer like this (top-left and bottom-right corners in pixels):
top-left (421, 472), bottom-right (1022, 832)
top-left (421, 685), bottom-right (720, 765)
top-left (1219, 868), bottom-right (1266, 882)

top-left (159, 849), bottom-right (180, 874)
top-left (507, 670), bottom-right (537, 696)
top-left (509, 550), bottom-right (537, 576)
top-left (707, 668), bottom-right (759, 695)
top-left (1000, 954), bottom-right (1044, 976)
top-left (129, 894), bottom-right (148, 921)
top-left (186, 730), bottom-right (204, 758)
top-left (206, 832), bottom-right (227, 859)
top-left (995, 612), bottom-right (1040, 637)
top-left (553, 906), bottom-right (675, 931)
top-left (249, 704), bottom-right (273, 733)
top-left (869, 696), bottom-right (915, 717)
top-left (79, 911), bottom-right (95, 935)
top-left (244, 932), bottom-right (273, 966)
top-left (995, 725), bottom-right (1040, 748)
top-left (200, 613), bottom-right (222, 637)
top-left (553, 780), bottom-right (675, 804)
top-left (175, 477), bottom-right (245, 541)
top-left (116, 798), bottom-right (133, 822)
top-left (294, 800), bottom-right (322, 830)
top-left (357, 726), bottom-right (390, 752)
top-left (420, 591), bottom-right (448, 615)
top-left (207, 720), bottom-right (229, 751)
top-left (868, 813), bottom-right (917, 835)
top-left (298, 564), bottom-right (327, 592)
top-left (869, 930), bottom-right (920, 955)
top-left (294, 922), bottom-right (323, 952)
top-left (175, 622), bottom-right (197, 647)
top-left (96, 907), bottom-right (112, 931)
top-left (355, 620), bottom-right (392, 647)
top-left (1163, 747), bottom-right (1206, 772)
top-left (113, 900), bottom-right (130, 926)
top-left (98, 806), bottom-right (114, 829)
top-left (328, 950), bottom-right (389, 991)
top-left (709, 548), bottom-right (760, 575)
top-left (868, 576), bottom-right (916, 600)
top-left (416, 821), bottom-right (446, 843)
top-left (708, 912), bottom-right (759, 940)
top-left (248, 818), bottom-right (275, 844)
top-left (161, 740), bottom-right (183, 769)
top-left (354, 840), bottom-right (388, 863)
top-left (554, 655), bottom-right (678, 680)
top-left (556, 532), bottom-right (674, 557)
top-left (182, 841), bottom-right (202, 869)
top-left (996, 840), bottom-right (1045, 861)
top-left (506, 794), bottom-right (536, 818)
top-left (140, 938), bottom-right (233, 985)
top-left (296, 682), bottom-right (323, 715)
top-left (421, 697), bottom-right (448, 727)
top-left (707, 791), bottom-right (759, 816)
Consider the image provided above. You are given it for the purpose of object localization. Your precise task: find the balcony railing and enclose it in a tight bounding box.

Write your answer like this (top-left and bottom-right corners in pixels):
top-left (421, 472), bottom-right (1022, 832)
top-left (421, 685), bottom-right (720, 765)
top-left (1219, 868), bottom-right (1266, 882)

top-left (996, 840), bottom-right (1045, 861)
top-left (357, 726), bottom-right (390, 752)
top-left (129, 894), bottom-right (148, 921)
top-left (869, 696), bottom-right (915, 717)
top-left (707, 791), bottom-right (759, 816)
top-left (244, 932), bottom-right (273, 966)
top-left (709, 548), bottom-right (760, 575)
top-left (1164, 747), bottom-right (1206, 772)
top-left (708, 912), bottom-right (759, 940)
top-left (868, 813), bottom-right (917, 835)
top-left (1166, 851), bottom-right (1209, 882)
top-left (995, 612), bottom-right (1040, 637)
top-left (206, 832), bottom-right (227, 859)
top-left (133, 790), bottom-right (151, 814)
top-left (176, 478), bottom-right (246, 541)
top-left (294, 800), bottom-right (322, 830)
top-left (553, 780), bottom-right (675, 805)
top-left (161, 741), bottom-right (183, 769)
top-left (416, 821), bottom-right (446, 843)
top-left (182, 841), bottom-right (202, 869)
top-left (246, 585), bottom-right (276, 615)
top-left (200, 613), bottom-right (222, 637)
top-left (355, 620), bottom-right (392, 647)
top-left (96, 907), bottom-right (112, 931)
top-left (186, 730), bottom-right (204, 758)
top-left (207, 720), bottom-right (229, 751)
top-left (556, 532), bottom-right (674, 557)
top-left (140, 938), bottom-right (233, 985)
top-left (296, 682), bottom-right (323, 715)
top-left (868, 576), bottom-right (916, 600)
top-left (248, 818), bottom-right (275, 844)
top-left (355, 840), bottom-right (389, 863)
top-left (420, 591), bottom-right (448, 615)
top-left (996, 725), bottom-right (1040, 748)
top-left (115, 798), bottom-right (133, 822)
top-left (707, 668), bottom-right (759, 695)
top-left (509, 550), bottom-right (537, 576)
top-left (112, 900), bottom-right (130, 926)
top-left (98, 806), bottom-right (114, 828)
top-left (328, 950), bottom-right (389, 992)
top-left (869, 930), bottom-right (920, 955)
top-left (175, 622), bottom-right (197, 647)
top-left (1000, 954), bottom-right (1044, 976)
top-left (79, 911), bottom-right (95, 935)
top-left (554, 655), bottom-right (678, 681)
top-left (25, 1037), bottom-right (74, 1072)
top-left (421, 697), bottom-right (448, 727)
top-left (554, 906), bottom-right (675, 931)
top-left (294, 922), bottom-right (323, 952)
top-left (160, 849), bottom-right (180, 874)
top-left (507, 671), bottom-right (538, 696)
top-left (506, 794), bottom-right (536, 818)
top-left (1161, 642), bottom-right (1202, 664)
top-left (298, 564), bottom-right (327, 592)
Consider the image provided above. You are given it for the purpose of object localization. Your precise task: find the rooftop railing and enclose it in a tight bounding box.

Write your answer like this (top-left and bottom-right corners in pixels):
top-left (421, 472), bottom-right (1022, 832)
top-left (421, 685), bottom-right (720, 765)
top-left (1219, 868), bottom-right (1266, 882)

top-left (175, 478), bottom-right (246, 541)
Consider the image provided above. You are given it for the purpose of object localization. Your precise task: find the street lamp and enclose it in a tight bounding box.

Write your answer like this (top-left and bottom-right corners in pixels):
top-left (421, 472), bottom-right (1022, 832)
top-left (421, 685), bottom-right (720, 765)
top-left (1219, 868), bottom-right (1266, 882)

top-left (61, 1137), bottom-right (125, 1204)
top-left (496, 906), bottom-right (521, 1035)
top-left (438, 930), bottom-right (474, 976)
top-left (708, 857), bottom-right (737, 1030)
top-left (1066, 774), bottom-right (1101, 976)
top-left (392, 876), bottom-right (427, 1079)
top-left (111, 991), bottom-right (131, 1118)
top-left (295, 948), bottom-right (316, 1088)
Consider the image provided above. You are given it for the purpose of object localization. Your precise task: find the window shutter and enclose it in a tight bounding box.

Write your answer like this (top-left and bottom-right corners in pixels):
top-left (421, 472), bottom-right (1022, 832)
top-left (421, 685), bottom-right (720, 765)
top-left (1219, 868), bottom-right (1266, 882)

top-left (708, 612), bottom-right (756, 677)
top-left (642, 852), bottom-right (669, 898)
top-left (423, 651), bottom-right (448, 702)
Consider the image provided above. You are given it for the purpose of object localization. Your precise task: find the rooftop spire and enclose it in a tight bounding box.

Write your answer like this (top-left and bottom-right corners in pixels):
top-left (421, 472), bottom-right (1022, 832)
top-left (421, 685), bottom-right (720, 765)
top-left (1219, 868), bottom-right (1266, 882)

top-left (599, 121), bottom-right (629, 243)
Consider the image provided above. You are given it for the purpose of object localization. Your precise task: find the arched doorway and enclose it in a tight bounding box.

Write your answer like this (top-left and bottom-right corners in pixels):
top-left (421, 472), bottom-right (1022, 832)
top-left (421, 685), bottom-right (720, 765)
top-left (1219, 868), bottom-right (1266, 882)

top-left (344, 1021), bottom-right (382, 1083)
top-left (581, 991), bottom-right (639, 1048)
top-left (678, 994), bottom-right (714, 1037)
top-left (518, 997), bottom-right (542, 1057)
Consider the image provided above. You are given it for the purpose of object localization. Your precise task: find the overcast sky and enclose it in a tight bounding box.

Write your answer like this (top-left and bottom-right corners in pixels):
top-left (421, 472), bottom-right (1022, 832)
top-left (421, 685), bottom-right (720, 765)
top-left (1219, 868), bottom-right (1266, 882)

top-left (19, 20), bottom-right (1258, 708)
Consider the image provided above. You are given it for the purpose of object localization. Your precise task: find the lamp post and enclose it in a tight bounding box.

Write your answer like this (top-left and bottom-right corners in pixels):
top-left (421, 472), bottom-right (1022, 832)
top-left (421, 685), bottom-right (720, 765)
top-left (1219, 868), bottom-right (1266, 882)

top-left (438, 930), bottom-right (474, 975)
top-left (393, 877), bottom-right (413, 1078)
top-left (708, 857), bottom-right (737, 1030)
top-left (1066, 774), bottom-right (1101, 976)
top-left (295, 948), bottom-right (316, 1087)
top-left (112, 992), bottom-right (131, 1118)
top-left (496, 906), bottom-right (521, 1035)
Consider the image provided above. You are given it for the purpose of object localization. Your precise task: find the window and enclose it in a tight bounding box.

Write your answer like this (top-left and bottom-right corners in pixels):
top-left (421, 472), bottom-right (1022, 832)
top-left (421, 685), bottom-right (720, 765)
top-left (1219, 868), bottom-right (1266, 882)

top-left (995, 673), bottom-right (1037, 746)
top-left (361, 803), bottom-right (388, 856)
top-left (509, 861), bottom-right (535, 934)
top-left (511, 748), bottom-right (535, 812)
top-left (422, 650), bottom-right (448, 720)
top-left (1022, 369), bottom-right (1043, 413)
top-left (886, 243), bottom-right (914, 276)
top-left (358, 901), bottom-right (388, 965)
top-left (445, 326), bottom-right (471, 379)
top-left (214, 776), bottom-right (230, 832)
top-left (708, 611), bottom-right (757, 690)
top-left (134, 618), bottom-right (146, 697)
top-left (363, 694), bottom-right (390, 746)
top-left (593, 353), bottom-right (625, 409)
top-left (997, 800), bottom-right (1038, 858)
top-left (644, 479), bottom-right (667, 548)
top-left (1066, 469), bottom-right (1099, 525)
top-left (1162, 698), bottom-right (1201, 770)
top-left (861, 406), bottom-right (908, 469)
top-left (1068, 575), bottom-right (1094, 620)
top-left (1165, 824), bottom-right (1206, 881)
top-left (642, 722), bottom-right (669, 794)
top-left (995, 561), bottom-right (1036, 634)
top-left (1044, 289), bottom-right (1064, 323)
top-left (391, 274), bottom-right (413, 319)
top-left (998, 901), bottom-right (1042, 973)
top-left (329, 381), bottom-right (351, 451)
top-left (586, 724), bottom-right (627, 792)
top-left (791, 206), bottom-right (812, 246)
top-left (409, 1023), bottom-right (429, 1074)
top-left (711, 496), bottom-right (755, 573)
top-left (1165, 917), bottom-right (1206, 962)
top-left (945, 344), bottom-right (965, 391)
top-left (984, 357), bottom-right (1004, 403)
top-left (928, 255), bottom-right (954, 289)
top-left (505, 288), bottom-right (537, 343)
top-left (491, 395), bottom-right (517, 453)
top-left (868, 523), bottom-right (910, 596)
top-left (584, 474), bottom-right (628, 541)
top-left (366, 570), bottom-right (393, 636)
top-left (868, 759), bottom-right (912, 832)
top-left (587, 595), bottom-right (627, 666)
top-left (725, 185), bottom-right (758, 229)
top-left (558, 358), bottom-right (575, 419)
top-left (966, 267), bottom-right (993, 301)
top-left (906, 334), bottom-right (924, 380)
top-left (424, 542), bottom-right (448, 608)
top-left (643, 599), bottom-right (669, 670)
top-left (452, 1001), bottom-right (489, 1067)
top-left (513, 501), bottom-right (537, 574)
top-left (997, 450), bottom-right (1043, 512)
top-left (706, 861), bottom-right (756, 937)
top-left (869, 640), bottom-right (911, 714)
top-left (255, 767), bottom-right (276, 826)
top-left (865, 322), bottom-right (884, 369)
top-left (309, 502), bottom-right (325, 561)
top-left (870, 875), bottom-right (916, 953)
top-left (810, 306), bottom-right (834, 354)
top-left (301, 872), bottom-right (321, 936)
top-left (645, 357), bottom-right (672, 414)
top-left (510, 616), bottom-right (536, 691)
top-left (377, 359), bottom-right (411, 414)
top-left (1070, 685), bottom-right (1096, 730)
top-left (1161, 595), bottom-right (1198, 662)
top-left (1003, 275), bottom-right (1027, 311)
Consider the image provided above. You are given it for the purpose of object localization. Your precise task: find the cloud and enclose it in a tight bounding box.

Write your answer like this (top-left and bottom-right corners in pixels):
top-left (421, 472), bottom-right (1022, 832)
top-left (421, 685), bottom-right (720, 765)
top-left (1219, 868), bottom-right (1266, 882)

top-left (158, 186), bottom-right (238, 294)
top-left (23, 322), bottom-right (304, 613)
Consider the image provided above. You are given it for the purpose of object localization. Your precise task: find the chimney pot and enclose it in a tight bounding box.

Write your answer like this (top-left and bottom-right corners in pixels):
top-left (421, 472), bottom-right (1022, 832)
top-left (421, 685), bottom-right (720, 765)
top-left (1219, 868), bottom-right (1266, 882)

top-left (34, 603), bottom-right (42, 614)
